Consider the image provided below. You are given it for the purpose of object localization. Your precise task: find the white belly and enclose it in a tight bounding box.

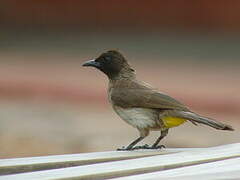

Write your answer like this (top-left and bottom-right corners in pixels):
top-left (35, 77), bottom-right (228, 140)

top-left (113, 105), bottom-right (159, 129)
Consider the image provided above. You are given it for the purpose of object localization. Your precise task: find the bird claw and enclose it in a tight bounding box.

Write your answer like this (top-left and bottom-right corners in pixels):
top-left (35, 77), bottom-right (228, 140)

top-left (117, 146), bottom-right (131, 151)
top-left (117, 146), bottom-right (137, 151)
top-left (151, 144), bottom-right (166, 149)
top-left (117, 144), bottom-right (149, 151)
top-left (117, 144), bottom-right (165, 151)
top-left (133, 144), bottom-right (150, 150)
top-left (134, 144), bottom-right (165, 150)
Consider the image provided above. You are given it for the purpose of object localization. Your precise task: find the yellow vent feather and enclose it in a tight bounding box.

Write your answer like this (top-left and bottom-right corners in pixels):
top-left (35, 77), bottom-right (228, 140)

top-left (163, 116), bottom-right (186, 128)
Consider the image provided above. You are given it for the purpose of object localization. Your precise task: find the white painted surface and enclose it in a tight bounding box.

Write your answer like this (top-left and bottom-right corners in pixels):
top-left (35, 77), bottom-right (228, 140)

top-left (0, 143), bottom-right (239, 180)
top-left (113, 157), bottom-right (240, 180)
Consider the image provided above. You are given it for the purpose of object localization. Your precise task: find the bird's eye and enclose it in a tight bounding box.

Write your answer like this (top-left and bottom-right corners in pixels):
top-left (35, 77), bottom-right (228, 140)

top-left (104, 56), bottom-right (111, 61)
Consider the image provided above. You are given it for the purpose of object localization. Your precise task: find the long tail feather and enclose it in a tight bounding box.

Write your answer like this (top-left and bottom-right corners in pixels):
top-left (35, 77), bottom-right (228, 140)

top-left (176, 111), bottom-right (234, 131)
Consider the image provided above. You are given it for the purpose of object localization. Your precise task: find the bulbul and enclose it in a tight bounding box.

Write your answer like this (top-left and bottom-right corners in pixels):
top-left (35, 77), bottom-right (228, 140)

top-left (82, 50), bottom-right (234, 151)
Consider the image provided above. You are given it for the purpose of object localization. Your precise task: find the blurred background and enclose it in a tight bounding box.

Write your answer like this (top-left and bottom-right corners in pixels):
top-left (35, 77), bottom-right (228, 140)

top-left (0, 0), bottom-right (239, 158)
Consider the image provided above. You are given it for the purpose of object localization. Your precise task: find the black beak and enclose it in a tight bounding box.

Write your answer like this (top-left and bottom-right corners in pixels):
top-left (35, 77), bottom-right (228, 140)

top-left (82, 59), bottom-right (100, 68)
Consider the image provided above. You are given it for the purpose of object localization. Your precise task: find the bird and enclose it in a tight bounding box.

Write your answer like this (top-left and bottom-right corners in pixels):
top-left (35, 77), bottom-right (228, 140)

top-left (82, 50), bottom-right (234, 151)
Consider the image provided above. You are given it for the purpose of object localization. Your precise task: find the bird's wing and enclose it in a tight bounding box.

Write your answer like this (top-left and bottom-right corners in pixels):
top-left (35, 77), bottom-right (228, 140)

top-left (111, 88), bottom-right (189, 111)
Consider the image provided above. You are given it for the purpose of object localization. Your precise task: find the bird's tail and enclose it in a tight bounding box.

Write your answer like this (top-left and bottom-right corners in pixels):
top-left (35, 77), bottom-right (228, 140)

top-left (176, 111), bottom-right (234, 131)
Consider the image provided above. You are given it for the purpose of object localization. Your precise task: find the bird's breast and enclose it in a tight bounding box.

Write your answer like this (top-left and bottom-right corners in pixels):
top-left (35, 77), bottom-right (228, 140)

top-left (112, 105), bottom-right (159, 129)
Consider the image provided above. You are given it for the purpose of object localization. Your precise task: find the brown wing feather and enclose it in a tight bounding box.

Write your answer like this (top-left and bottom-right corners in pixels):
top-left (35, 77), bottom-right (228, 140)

top-left (111, 88), bottom-right (189, 111)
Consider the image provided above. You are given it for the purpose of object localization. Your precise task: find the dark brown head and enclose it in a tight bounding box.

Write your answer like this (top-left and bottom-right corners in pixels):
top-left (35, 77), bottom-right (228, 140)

top-left (82, 50), bottom-right (134, 79)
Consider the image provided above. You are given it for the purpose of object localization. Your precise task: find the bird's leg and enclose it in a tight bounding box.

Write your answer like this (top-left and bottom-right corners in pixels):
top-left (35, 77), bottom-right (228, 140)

top-left (151, 129), bottom-right (169, 149)
top-left (117, 129), bottom-right (149, 151)
top-left (117, 137), bottom-right (144, 151)
top-left (133, 129), bottom-right (168, 150)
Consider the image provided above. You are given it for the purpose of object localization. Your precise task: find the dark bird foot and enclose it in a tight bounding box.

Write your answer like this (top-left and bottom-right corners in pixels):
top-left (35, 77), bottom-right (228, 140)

top-left (150, 144), bottom-right (166, 149)
top-left (134, 144), bottom-right (165, 150)
top-left (117, 144), bottom-right (165, 151)
top-left (117, 144), bottom-right (150, 151)
top-left (117, 146), bottom-right (134, 151)
top-left (131, 144), bottom-right (150, 150)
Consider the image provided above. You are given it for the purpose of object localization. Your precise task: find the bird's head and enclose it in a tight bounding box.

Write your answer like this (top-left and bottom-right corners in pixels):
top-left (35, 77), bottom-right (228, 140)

top-left (82, 50), bottom-right (135, 79)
